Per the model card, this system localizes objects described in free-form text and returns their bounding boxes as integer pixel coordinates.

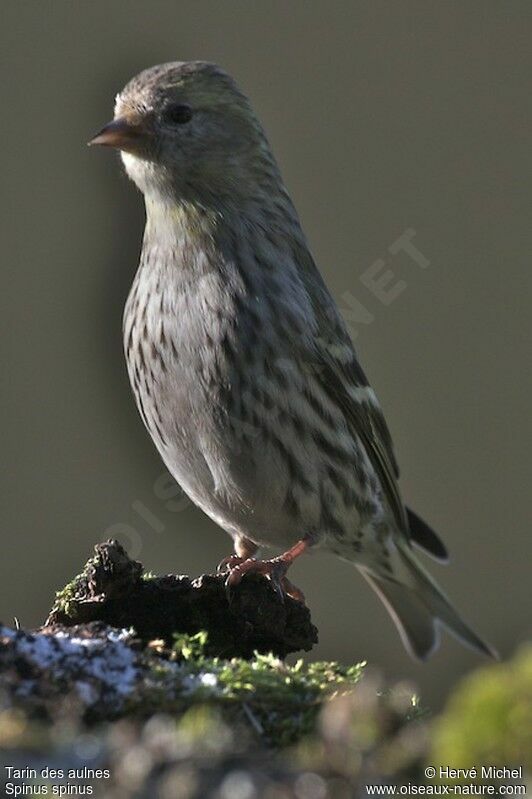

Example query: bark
[45,539,318,658]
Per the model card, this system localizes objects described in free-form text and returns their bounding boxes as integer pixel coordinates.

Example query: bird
[90,61,495,660]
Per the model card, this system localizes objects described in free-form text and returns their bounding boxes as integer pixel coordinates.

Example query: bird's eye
[163,103,193,125]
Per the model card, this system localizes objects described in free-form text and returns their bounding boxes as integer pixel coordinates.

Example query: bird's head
[90,61,280,207]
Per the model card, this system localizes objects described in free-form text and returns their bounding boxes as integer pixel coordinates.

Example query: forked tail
[359,540,497,660]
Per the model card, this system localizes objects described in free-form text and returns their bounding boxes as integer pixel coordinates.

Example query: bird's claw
[217,554,246,573]
[279,576,306,605]
[224,557,306,605]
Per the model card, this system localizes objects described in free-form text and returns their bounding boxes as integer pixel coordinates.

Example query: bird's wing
[296,248,408,537]
[311,336,408,536]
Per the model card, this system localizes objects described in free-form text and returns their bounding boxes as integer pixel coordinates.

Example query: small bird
[90,61,495,660]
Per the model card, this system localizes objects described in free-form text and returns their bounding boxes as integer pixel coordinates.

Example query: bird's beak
[88,117,150,152]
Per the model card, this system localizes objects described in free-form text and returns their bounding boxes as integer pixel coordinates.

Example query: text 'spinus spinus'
[90,61,495,660]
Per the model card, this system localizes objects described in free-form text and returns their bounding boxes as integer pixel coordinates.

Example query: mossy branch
[1,540,529,796]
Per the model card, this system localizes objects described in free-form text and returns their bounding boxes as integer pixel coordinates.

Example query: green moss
[50,566,92,621]
[432,644,532,777]
[141,632,366,745]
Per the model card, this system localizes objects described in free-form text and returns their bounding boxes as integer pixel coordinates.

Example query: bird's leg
[225,536,312,604]
[217,535,258,573]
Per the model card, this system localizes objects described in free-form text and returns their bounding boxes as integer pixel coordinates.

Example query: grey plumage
[92,61,495,660]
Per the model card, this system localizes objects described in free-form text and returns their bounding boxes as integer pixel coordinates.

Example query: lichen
[0,649,424,797]
[1,624,364,746]
[0,624,429,796]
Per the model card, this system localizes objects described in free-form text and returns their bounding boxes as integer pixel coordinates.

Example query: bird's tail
[359,540,497,660]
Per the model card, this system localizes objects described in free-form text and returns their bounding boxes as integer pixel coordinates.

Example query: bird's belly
[124,279,382,555]
[132,361,380,555]
[147,377,317,549]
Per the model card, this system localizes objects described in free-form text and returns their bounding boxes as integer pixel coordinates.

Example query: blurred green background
[1,1,530,710]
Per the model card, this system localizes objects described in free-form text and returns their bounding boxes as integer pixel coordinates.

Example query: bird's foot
[225,556,306,604]
[217,536,259,575]
[217,554,248,573]
[221,536,311,604]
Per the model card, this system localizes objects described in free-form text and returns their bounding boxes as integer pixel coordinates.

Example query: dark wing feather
[406,507,449,562]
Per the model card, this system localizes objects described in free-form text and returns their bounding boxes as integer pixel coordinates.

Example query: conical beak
[88,117,149,151]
